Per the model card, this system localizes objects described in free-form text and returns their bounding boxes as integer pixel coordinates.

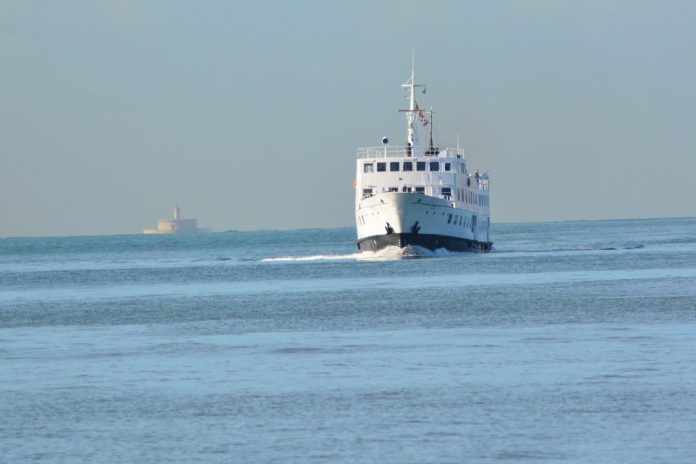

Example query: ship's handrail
[357,146,465,159]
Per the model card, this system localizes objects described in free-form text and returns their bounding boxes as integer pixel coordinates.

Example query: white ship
[355,63,492,252]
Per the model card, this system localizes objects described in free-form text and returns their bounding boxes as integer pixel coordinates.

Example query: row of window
[364,161,453,173]
[447,213,477,232]
[362,186,425,197]
[460,189,489,207]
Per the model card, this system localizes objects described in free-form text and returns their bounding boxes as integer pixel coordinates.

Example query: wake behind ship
[355,63,492,252]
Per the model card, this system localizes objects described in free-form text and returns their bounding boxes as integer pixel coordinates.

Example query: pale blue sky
[2,0,695,236]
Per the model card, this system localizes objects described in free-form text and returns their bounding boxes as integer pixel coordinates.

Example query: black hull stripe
[357,233,492,252]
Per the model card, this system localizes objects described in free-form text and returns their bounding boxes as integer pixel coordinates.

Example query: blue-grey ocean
[2,218,696,463]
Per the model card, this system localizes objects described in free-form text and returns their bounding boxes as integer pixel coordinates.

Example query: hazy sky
[2,0,695,237]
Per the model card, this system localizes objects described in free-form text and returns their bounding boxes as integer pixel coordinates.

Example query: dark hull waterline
[357,233,492,252]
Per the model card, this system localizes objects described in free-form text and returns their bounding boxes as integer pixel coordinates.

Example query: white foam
[260,245,472,263]
[261,246,412,263]
[401,245,462,257]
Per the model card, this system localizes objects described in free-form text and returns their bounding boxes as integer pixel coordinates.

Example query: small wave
[492,247,592,254]
[494,244,646,255]
[193,256,233,262]
[270,347,350,354]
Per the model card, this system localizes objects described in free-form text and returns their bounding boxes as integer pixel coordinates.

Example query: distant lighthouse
[143,205,209,234]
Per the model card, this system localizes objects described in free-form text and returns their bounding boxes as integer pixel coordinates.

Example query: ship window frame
[445,162,451,171]
[387,186,398,192]
[441,187,451,198]
[429,161,440,172]
[416,161,426,172]
[377,162,386,172]
[403,161,413,171]
[389,161,400,172]
[363,163,374,173]
[415,186,425,194]
[447,214,453,224]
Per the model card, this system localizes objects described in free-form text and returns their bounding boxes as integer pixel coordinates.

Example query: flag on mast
[415,101,429,126]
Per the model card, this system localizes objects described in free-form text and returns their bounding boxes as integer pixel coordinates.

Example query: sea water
[1,218,696,463]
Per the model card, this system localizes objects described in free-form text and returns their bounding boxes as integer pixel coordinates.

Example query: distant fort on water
[143,205,209,234]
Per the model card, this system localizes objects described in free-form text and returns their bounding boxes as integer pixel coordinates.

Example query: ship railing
[357,146,465,159]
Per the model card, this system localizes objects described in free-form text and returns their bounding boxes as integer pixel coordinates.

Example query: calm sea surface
[2,218,696,463]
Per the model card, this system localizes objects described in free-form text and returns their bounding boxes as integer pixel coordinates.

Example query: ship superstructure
[354,64,492,252]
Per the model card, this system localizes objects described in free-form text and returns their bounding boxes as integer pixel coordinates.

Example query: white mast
[401,51,425,157]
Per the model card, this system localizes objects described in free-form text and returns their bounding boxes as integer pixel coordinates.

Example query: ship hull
[355,192,492,253]
[357,232,492,252]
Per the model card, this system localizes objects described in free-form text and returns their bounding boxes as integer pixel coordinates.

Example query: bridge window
[445,162,451,171]
[403,161,413,171]
[388,187,398,192]
[416,162,426,171]
[429,162,439,171]
[441,187,451,198]
[415,186,425,194]
[390,162,400,172]
[363,163,374,173]
[377,162,386,172]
